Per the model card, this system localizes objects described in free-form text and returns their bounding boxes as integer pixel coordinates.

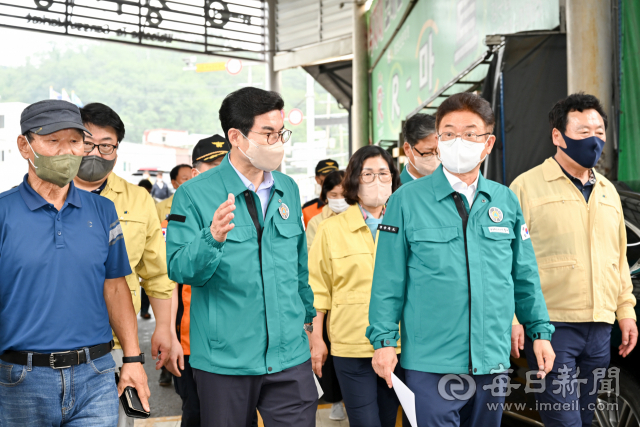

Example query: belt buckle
[49,351,72,369]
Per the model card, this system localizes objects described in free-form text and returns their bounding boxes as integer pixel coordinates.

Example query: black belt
[0,341,114,369]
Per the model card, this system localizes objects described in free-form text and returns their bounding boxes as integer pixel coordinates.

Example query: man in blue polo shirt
[0,100,150,427]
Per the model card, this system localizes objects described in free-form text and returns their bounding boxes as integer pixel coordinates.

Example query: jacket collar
[475,172,493,201]
[542,157,606,187]
[543,157,568,182]
[345,203,368,233]
[432,165,493,202]
[103,172,126,194]
[19,173,82,211]
[218,154,284,198]
[321,204,335,220]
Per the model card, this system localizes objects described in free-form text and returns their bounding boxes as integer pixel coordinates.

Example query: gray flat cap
[20,100,91,136]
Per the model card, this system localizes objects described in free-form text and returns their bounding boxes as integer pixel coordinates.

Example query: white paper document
[314,373,324,399]
[392,373,418,427]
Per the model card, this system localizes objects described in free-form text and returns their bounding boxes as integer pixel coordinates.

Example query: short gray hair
[402,113,436,147]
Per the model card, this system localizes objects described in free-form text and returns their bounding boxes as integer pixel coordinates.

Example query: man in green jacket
[166,87,318,427]
[367,93,555,427]
[400,113,439,184]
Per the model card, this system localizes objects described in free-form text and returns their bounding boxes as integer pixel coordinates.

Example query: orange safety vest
[163,218,191,355]
[302,201,323,227]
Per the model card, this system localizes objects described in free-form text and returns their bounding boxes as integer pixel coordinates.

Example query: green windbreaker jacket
[167,155,316,376]
[367,165,554,375]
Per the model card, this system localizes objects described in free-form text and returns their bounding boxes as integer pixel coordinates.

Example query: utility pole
[265,0,280,93]
[306,74,317,177]
[565,0,614,177]
[351,0,369,152]
[306,74,316,146]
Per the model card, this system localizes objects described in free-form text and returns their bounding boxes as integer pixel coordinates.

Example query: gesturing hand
[210,194,236,242]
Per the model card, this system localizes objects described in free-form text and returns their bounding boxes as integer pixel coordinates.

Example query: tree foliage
[0,39,318,143]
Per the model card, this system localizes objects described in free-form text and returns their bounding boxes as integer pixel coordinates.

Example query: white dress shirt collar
[442,167,479,207]
[406,166,418,180]
[229,157,274,218]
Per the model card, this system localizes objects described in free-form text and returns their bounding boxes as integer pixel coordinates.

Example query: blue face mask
[560,133,605,168]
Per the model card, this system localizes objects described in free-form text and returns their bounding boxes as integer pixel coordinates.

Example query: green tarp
[618,0,640,190]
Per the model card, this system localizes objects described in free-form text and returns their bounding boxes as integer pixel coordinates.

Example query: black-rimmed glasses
[437,131,491,142]
[249,129,292,145]
[84,142,118,155]
[412,146,437,158]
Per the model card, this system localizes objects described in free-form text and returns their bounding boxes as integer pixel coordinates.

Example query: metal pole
[499,73,507,185]
[566,0,614,177]
[265,0,280,93]
[306,74,316,145]
[351,0,369,152]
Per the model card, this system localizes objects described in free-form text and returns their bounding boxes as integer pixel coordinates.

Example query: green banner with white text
[368,0,560,144]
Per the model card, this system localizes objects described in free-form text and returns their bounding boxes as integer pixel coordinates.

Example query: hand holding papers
[392,373,418,427]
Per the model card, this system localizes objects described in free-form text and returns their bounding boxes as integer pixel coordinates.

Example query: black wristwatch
[122,353,145,364]
[303,323,313,333]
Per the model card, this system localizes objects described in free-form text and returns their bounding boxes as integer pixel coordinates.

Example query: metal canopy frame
[303,59,352,110]
[0,0,269,61]
[406,41,505,119]
[317,62,352,106]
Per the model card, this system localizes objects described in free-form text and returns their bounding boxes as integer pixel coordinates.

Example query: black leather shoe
[159,367,172,386]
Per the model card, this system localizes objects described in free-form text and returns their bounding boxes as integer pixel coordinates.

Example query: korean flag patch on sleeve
[521,224,530,241]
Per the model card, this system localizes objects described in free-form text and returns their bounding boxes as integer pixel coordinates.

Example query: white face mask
[358,179,392,208]
[314,183,322,196]
[438,137,487,174]
[327,198,349,213]
[407,149,441,177]
[238,132,285,172]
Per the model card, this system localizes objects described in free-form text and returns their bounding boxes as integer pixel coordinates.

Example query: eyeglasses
[84,142,118,155]
[249,129,292,145]
[360,171,392,183]
[437,131,491,142]
[412,146,437,158]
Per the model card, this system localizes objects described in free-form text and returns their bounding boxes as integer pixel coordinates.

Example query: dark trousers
[140,288,150,315]
[318,316,342,403]
[193,359,317,427]
[524,321,612,427]
[333,356,403,427]
[405,370,505,427]
[173,355,201,427]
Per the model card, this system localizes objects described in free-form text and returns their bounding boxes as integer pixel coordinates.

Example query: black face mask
[560,133,605,169]
[77,155,116,182]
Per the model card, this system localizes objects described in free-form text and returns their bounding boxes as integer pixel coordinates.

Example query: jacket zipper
[244,191,263,270]
[243,191,270,360]
[452,192,473,375]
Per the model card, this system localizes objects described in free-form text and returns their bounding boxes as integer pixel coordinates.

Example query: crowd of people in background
[0,86,637,427]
